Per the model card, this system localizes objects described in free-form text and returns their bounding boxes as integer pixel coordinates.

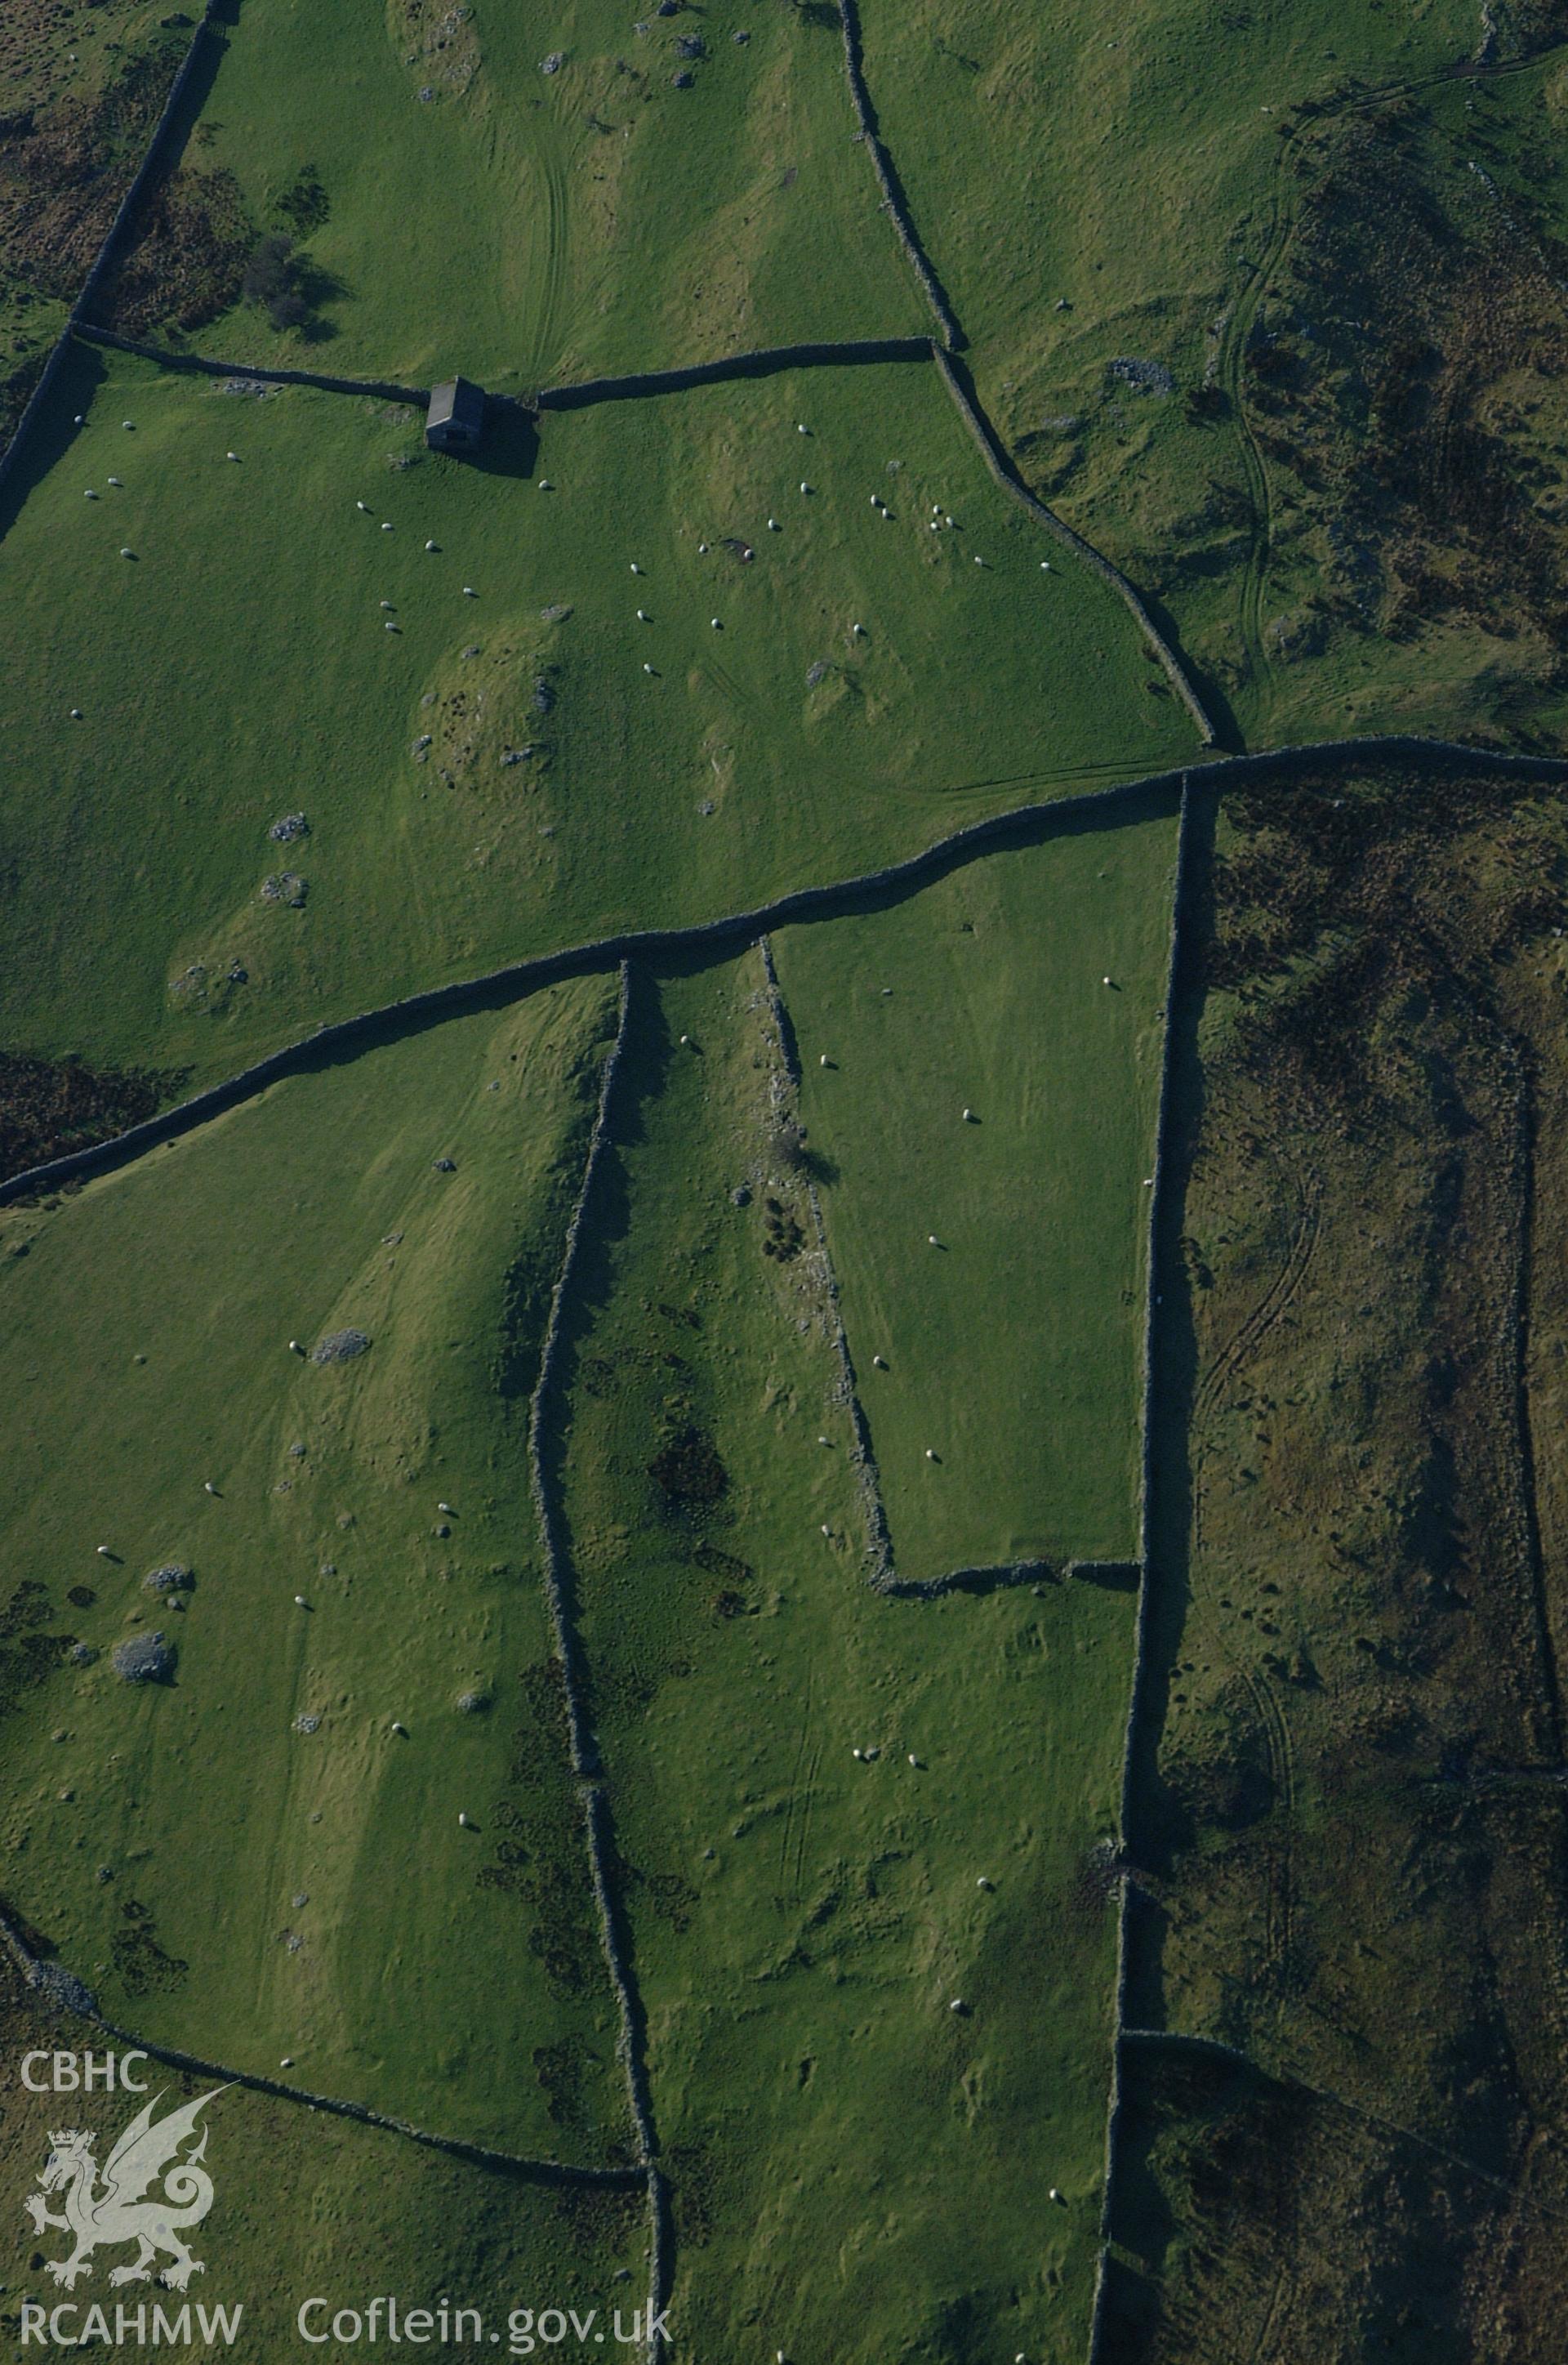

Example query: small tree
[241,232,293,307]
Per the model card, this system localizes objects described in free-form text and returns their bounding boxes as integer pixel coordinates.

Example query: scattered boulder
[540,51,564,73]
[268,812,310,844]
[293,1712,321,1735]
[457,1689,491,1715]
[672,68,693,86]
[72,1644,99,1667]
[261,872,307,907]
[675,32,705,56]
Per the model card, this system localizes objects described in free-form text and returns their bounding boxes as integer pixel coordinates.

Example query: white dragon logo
[24,2087,224,2291]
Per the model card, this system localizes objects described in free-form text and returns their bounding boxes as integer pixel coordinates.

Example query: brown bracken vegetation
[0,1048,186,1183]
[1106,762,1568,2361]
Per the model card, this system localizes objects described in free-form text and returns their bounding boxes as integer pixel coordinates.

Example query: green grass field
[158,0,911,388]
[0,344,1191,1095]
[0,974,634,2158]
[548,874,1158,2356]
[777,808,1177,1575]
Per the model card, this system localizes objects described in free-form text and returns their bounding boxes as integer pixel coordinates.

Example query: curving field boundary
[0,1899,641,2189]
[519,962,666,2354]
[933,349,1218,747]
[835,0,964,350]
[71,321,432,408]
[535,337,935,409]
[0,4,225,501]
[5,739,1566,1212]
[758,935,1066,1600]
[1086,771,1199,2360]
[526,963,634,1782]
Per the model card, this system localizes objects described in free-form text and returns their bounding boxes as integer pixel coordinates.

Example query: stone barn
[425,377,485,453]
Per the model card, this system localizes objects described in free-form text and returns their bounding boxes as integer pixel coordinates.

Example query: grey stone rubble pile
[261,872,308,906]
[1107,357,1174,396]
[268,812,310,844]
[112,1632,176,1684]
[142,1563,194,1595]
[312,1328,371,1365]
